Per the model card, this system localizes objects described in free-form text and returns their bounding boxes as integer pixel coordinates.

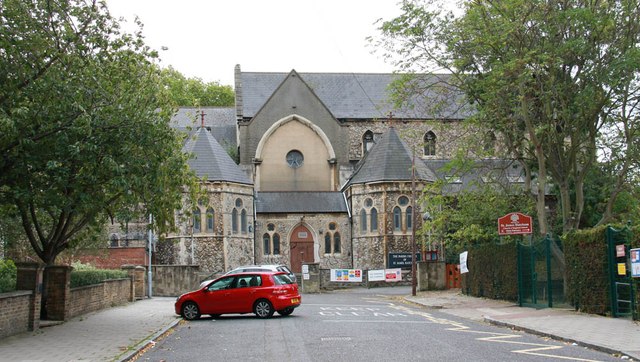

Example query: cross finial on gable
[200,110,206,128]
[387,111,395,128]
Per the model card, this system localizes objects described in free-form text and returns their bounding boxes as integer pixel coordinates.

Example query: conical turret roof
[345,127,436,187]
[183,127,252,185]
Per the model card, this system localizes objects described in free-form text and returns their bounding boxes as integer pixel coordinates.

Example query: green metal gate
[517,235,566,308]
[606,226,636,318]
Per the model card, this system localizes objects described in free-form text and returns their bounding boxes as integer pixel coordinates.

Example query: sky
[105,0,404,87]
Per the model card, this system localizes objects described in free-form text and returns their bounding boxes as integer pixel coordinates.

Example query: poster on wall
[631,248,640,278]
[330,269,363,282]
[368,269,402,282]
[460,251,469,274]
[384,268,402,282]
[368,269,385,282]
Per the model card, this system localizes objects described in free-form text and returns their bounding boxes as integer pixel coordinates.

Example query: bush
[70,263,128,288]
[0,259,17,293]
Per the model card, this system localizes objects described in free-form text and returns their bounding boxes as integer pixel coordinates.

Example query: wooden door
[290,225,314,273]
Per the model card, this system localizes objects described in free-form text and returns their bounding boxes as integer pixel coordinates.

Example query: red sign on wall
[498,212,533,235]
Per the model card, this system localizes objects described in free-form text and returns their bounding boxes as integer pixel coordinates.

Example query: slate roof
[345,127,438,187]
[182,127,252,185]
[237,71,473,120]
[171,107,237,149]
[423,158,552,195]
[255,192,348,214]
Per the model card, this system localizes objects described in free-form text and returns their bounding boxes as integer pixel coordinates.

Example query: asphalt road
[138,287,621,362]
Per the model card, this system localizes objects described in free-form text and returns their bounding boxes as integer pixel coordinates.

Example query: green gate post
[606,225,635,318]
[517,240,523,307]
[530,236,537,305]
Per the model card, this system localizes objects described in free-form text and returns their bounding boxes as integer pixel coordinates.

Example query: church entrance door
[290,224,314,273]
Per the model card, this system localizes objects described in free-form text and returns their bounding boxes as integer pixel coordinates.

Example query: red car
[175,271,301,320]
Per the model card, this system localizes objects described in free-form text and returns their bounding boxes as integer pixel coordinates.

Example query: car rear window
[272,274,295,285]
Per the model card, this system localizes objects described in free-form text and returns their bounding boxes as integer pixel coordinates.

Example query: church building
[153,65,519,275]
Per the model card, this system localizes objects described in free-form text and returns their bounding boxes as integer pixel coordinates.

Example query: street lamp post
[411,148,417,296]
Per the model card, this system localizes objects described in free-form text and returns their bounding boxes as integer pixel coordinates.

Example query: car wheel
[181,301,201,320]
[277,307,294,316]
[253,299,275,318]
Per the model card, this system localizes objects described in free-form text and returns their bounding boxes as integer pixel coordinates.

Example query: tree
[160,66,235,107]
[0,0,199,265]
[374,0,640,235]
[420,160,536,261]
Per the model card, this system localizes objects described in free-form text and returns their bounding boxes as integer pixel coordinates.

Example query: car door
[225,274,259,313]
[201,275,236,314]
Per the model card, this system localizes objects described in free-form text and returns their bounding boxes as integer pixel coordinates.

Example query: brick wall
[68,279,131,319]
[77,247,147,269]
[1,264,141,339]
[0,291,32,339]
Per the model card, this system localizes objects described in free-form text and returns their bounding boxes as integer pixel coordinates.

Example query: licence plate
[291,298,300,304]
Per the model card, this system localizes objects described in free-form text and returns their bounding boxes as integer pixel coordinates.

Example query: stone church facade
[153,66,520,276]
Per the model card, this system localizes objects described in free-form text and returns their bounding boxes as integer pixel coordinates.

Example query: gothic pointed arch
[254,114,336,160]
[424,131,437,156]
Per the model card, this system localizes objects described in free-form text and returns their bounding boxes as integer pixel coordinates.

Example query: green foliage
[0,0,200,265]
[160,66,234,107]
[421,178,535,261]
[70,263,128,288]
[460,242,518,301]
[577,166,640,228]
[0,259,17,293]
[375,0,640,234]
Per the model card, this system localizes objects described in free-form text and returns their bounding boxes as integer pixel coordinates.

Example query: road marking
[321,337,352,341]
[389,303,604,362]
[322,320,432,324]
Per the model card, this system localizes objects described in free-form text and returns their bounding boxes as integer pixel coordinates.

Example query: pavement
[0,289,637,361]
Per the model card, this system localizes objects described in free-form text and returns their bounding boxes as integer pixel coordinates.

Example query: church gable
[239,70,348,167]
[251,70,339,128]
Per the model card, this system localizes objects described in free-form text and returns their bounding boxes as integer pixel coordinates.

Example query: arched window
[483,131,496,154]
[241,209,247,233]
[206,207,214,232]
[263,233,271,255]
[232,209,238,233]
[424,131,436,156]
[193,208,201,233]
[406,206,413,230]
[370,207,378,232]
[360,209,367,232]
[333,232,341,253]
[273,233,280,254]
[393,207,402,231]
[110,234,119,248]
[325,232,331,254]
[363,130,374,155]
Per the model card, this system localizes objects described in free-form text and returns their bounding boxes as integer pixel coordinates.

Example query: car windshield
[272,274,295,285]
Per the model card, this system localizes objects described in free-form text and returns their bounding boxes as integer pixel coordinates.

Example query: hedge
[70,268,129,288]
[461,242,518,302]
[0,259,17,293]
